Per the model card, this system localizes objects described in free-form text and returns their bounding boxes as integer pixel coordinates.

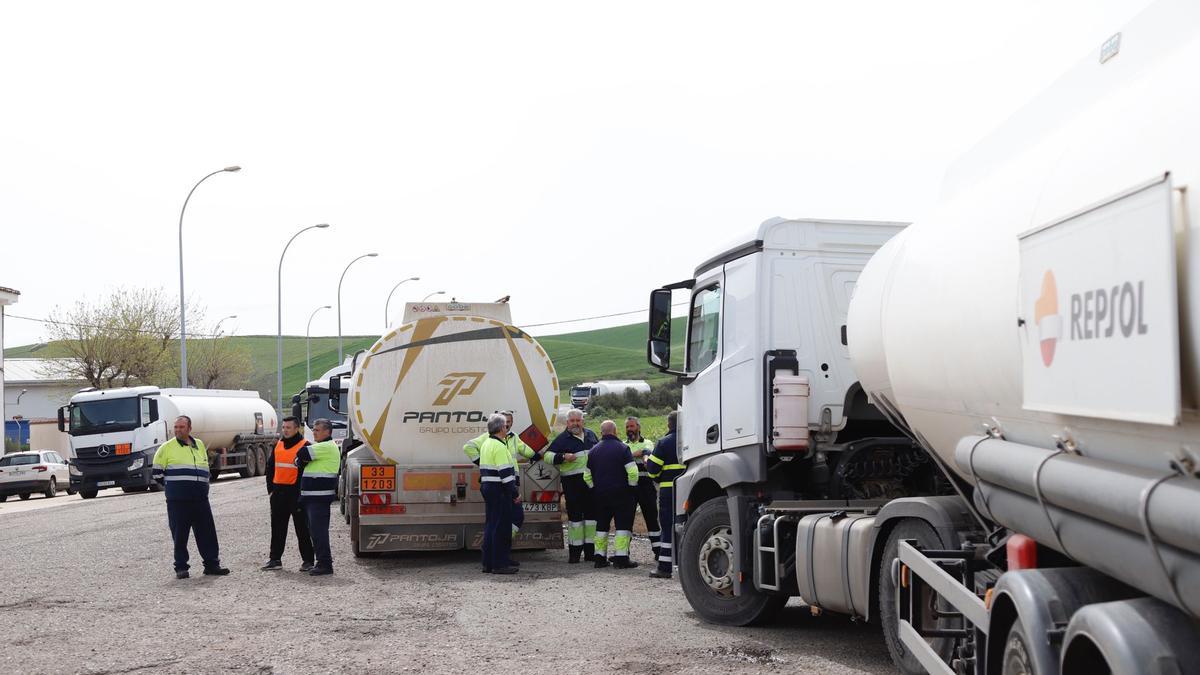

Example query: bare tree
[185,329,253,389]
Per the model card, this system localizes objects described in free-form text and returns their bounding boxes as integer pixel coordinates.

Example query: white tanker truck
[331,300,564,556]
[647,2,1200,673]
[59,387,278,498]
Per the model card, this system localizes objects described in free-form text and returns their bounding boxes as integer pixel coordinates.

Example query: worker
[261,416,315,572]
[463,410,535,566]
[543,408,599,563]
[151,415,229,579]
[625,416,661,564]
[478,413,519,574]
[646,410,684,579]
[586,420,639,569]
[295,418,341,576]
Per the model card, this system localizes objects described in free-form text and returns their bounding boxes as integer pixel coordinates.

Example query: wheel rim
[697,524,735,596]
[48,478,56,495]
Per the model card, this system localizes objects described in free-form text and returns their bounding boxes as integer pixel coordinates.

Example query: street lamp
[422,291,446,302]
[337,253,379,362]
[277,224,330,414]
[213,314,238,337]
[178,165,241,388]
[384,277,420,329]
[306,305,331,384]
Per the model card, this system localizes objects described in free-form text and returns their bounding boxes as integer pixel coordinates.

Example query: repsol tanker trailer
[331,300,564,556]
[646,3,1200,673]
[58,386,278,498]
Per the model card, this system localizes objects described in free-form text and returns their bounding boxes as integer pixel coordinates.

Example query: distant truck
[58,386,278,498]
[291,360,351,443]
[333,300,564,556]
[569,379,650,409]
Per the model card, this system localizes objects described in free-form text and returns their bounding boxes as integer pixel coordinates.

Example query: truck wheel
[351,508,367,558]
[45,478,58,498]
[19,493,32,500]
[121,486,144,494]
[1002,618,1035,675]
[148,481,163,493]
[678,498,787,626]
[80,489,98,499]
[238,446,255,478]
[0,495,7,502]
[877,518,956,675]
[257,444,269,476]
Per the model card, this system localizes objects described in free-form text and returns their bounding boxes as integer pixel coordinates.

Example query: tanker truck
[58,386,279,498]
[329,300,564,556]
[646,3,1200,673]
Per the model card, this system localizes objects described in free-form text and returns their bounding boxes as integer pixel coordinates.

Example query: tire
[351,507,367,558]
[238,445,255,478]
[148,481,163,493]
[122,486,144,494]
[19,493,32,501]
[256,444,268,477]
[80,489,98,499]
[677,498,787,626]
[877,518,957,675]
[45,478,58,498]
[67,488,77,496]
[0,494,7,502]
[1002,618,1034,675]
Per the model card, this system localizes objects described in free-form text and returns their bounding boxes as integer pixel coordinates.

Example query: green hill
[5,317,687,405]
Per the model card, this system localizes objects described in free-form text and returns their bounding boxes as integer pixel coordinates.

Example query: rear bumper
[355,504,564,552]
[0,479,48,495]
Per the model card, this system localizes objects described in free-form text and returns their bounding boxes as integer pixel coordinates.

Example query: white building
[5,358,84,454]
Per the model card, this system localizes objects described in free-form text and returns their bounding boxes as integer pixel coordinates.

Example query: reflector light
[1007,534,1038,571]
[361,493,391,506]
[360,504,405,515]
[33,465,48,472]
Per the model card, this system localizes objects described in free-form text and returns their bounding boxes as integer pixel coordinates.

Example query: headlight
[69,464,82,476]
[128,457,145,471]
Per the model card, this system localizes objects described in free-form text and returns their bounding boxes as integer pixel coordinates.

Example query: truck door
[681,268,724,462]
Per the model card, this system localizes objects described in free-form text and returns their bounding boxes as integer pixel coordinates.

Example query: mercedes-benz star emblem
[97,444,111,457]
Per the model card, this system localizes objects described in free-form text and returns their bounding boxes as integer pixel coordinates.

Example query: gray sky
[0,0,1154,347]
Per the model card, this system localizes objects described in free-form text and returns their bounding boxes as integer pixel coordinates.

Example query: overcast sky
[0,0,1154,347]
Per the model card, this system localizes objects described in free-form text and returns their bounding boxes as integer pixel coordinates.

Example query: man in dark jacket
[544,409,599,563]
[261,416,314,571]
[586,420,639,569]
[647,411,683,579]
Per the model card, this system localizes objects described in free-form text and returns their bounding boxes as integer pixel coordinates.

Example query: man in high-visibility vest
[152,415,229,579]
[647,411,684,579]
[587,420,640,569]
[478,413,519,574]
[544,408,599,563]
[624,416,661,564]
[295,418,342,576]
[261,416,314,572]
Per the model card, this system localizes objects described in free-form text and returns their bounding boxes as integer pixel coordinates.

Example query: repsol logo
[403,411,488,423]
[1069,281,1148,340]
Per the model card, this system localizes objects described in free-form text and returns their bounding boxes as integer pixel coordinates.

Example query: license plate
[523,503,559,512]
[97,481,115,487]
[361,465,395,492]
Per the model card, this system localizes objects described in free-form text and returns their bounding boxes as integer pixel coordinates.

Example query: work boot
[582,543,595,561]
[308,566,333,576]
[260,559,282,571]
[649,568,672,579]
[299,561,314,572]
[175,570,189,580]
[612,558,639,570]
[203,566,230,576]
[491,566,518,575]
[567,545,582,564]
[593,556,610,569]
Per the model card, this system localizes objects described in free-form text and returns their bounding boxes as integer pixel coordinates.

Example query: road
[0,478,895,674]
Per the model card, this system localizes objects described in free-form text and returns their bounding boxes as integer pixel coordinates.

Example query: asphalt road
[0,477,896,674]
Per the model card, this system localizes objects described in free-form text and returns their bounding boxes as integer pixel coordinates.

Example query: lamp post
[178,165,241,388]
[422,291,446,302]
[384,277,420,329]
[306,305,331,384]
[213,314,238,337]
[277,224,330,414]
[337,253,379,362]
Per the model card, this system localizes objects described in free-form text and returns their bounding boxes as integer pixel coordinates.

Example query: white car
[0,450,73,501]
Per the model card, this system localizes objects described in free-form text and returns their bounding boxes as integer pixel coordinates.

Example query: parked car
[0,450,73,501]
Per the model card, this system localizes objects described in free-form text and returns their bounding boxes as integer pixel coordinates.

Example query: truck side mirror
[328,375,343,412]
[290,394,303,420]
[57,406,67,433]
[647,289,673,371]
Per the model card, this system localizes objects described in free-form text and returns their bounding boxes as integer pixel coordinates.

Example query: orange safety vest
[272,438,306,485]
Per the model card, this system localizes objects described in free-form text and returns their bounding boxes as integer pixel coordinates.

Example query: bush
[587,382,680,420]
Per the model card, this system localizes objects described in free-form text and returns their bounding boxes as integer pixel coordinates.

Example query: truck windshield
[69,398,140,436]
[306,391,347,428]
[570,387,590,398]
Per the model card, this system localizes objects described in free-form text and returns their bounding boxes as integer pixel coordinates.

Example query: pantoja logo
[1035,270,1060,367]
[433,372,486,406]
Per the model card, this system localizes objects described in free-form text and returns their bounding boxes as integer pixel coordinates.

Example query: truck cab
[58,386,166,498]
[291,361,351,444]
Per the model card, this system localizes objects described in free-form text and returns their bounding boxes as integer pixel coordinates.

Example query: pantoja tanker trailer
[647,2,1200,673]
[60,387,278,498]
[336,301,565,556]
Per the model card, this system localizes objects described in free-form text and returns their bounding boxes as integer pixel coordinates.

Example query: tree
[185,332,252,389]
[46,288,202,389]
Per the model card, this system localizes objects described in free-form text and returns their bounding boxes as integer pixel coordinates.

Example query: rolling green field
[5,317,687,403]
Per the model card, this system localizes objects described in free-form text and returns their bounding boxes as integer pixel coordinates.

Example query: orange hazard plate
[403,472,452,492]
[361,465,396,492]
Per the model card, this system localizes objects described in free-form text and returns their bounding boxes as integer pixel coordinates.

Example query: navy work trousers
[166,498,220,572]
[657,485,674,573]
[481,483,513,572]
[303,501,333,569]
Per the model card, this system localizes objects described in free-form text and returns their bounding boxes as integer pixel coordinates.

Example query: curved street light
[338,253,379,362]
[213,314,238,337]
[421,291,446,302]
[384,277,420,329]
[178,165,240,387]
[277,224,331,414]
[306,305,331,384]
